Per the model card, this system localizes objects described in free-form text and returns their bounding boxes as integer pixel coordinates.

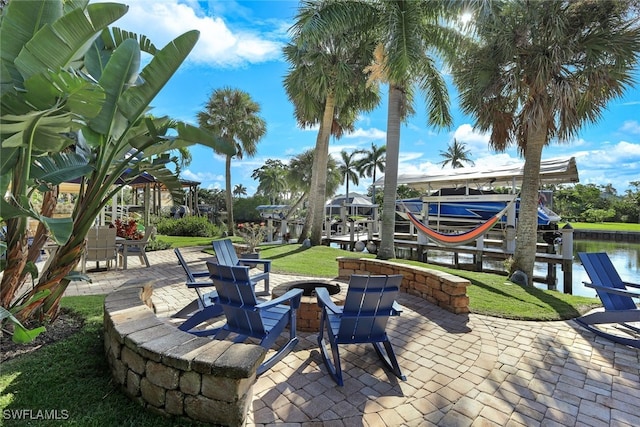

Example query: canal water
[419,240,640,298]
[566,240,639,298]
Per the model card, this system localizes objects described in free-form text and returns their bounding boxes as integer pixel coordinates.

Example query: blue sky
[108,0,640,195]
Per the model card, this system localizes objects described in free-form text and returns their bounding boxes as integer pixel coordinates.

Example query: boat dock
[322,225,576,293]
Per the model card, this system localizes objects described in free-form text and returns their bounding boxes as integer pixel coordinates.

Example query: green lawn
[563,222,640,232]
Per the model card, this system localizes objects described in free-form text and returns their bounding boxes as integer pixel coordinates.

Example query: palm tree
[302,1,462,258]
[197,88,266,236]
[171,147,193,176]
[439,139,475,169]
[252,159,289,205]
[452,0,640,284]
[233,184,247,199]
[287,149,342,230]
[284,0,380,246]
[356,143,386,203]
[338,150,364,214]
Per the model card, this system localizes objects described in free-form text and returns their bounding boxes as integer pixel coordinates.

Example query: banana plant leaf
[85,27,158,83]
[24,69,105,117]
[0,0,64,92]
[175,122,236,156]
[0,198,73,244]
[1,110,75,153]
[89,38,141,137]
[13,3,128,83]
[30,152,94,191]
[0,306,46,344]
[119,30,200,122]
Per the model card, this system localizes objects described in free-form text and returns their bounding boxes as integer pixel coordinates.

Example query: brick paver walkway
[64,247,640,426]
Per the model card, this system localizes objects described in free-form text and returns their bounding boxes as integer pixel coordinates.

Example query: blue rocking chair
[577,252,640,348]
[174,248,222,335]
[209,263,303,376]
[317,274,406,386]
[212,238,271,296]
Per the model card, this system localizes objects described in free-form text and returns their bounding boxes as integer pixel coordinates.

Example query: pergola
[59,173,201,226]
[129,176,201,223]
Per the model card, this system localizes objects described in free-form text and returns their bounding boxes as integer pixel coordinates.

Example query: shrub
[145,237,172,252]
[236,222,267,253]
[113,218,143,240]
[155,216,219,237]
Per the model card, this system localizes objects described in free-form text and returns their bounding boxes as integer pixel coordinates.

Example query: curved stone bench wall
[103,283,266,426]
[337,257,470,314]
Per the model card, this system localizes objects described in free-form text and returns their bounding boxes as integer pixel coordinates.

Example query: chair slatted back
[86,226,116,262]
[175,248,197,282]
[212,239,240,266]
[207,262,266,336]
[337,275,402,343]
[130,226,156,252]
[578,252,637,311]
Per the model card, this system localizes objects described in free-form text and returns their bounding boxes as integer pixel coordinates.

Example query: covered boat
[397,188,560,228]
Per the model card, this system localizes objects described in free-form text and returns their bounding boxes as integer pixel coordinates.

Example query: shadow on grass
[264,245,311,260]
[468,276,597,320]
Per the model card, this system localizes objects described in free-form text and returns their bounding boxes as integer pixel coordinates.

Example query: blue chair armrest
[623,281,640,290]
[583,281,640,298]
[256,288,303,310]
[186,281,214,289]
[191,271,210,279]
[316,287,342,314]
[238,258,271,272]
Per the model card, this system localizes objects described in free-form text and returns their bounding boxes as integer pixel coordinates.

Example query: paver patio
[64,246,640,426]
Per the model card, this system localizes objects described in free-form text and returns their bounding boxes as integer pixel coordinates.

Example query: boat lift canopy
[373,157,579,192]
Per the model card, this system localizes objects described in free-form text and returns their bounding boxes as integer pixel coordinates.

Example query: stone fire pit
[271,279,346,332]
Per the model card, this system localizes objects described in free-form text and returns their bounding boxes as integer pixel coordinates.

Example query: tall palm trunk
[309,91,336,246]
[512,127,547,285]
[377,85,403,259]
[225,154,234,236]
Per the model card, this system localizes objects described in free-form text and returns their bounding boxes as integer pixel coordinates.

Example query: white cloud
[452,124,490,150]
[620,120,640,134]
[181,169,224,183]
[573,140,640,191]
[344,127,387,140]
[106,1,285,67]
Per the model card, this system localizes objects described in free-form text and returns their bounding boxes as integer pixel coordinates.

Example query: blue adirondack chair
[317,274,406,386]
[174,248,222,334]
[208,263,303,375]
[212,238,271,296]
[577,252,640,348]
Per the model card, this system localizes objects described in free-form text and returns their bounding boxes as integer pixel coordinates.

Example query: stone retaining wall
[337,257,470,314]
[103,283,266,426]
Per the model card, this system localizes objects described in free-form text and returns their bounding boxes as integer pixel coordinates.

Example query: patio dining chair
[316,274,406,386]
[82,226,117,273]
[117,226,155,269]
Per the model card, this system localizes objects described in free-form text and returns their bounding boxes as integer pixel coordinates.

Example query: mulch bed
[0,308,85,363]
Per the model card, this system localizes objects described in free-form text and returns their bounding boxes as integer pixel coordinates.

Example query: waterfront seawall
[573,229,640,242]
